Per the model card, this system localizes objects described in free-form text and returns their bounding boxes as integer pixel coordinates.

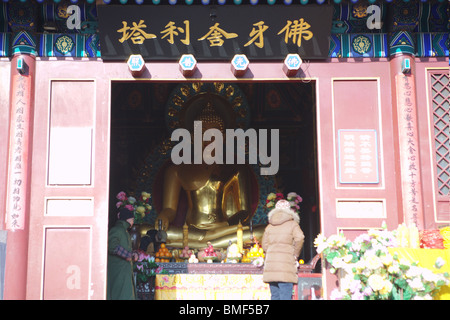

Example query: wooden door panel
[28,61,109,300]
[43,228,91,300]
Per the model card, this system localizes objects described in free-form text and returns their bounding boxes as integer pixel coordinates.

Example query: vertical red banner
[396,74,424,229]
[5,66,32,230]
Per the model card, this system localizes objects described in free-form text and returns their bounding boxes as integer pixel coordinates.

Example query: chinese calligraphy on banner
[338,129,379,184]
[5,73,31,230]
[395,74,424,229]
[97,5,332,61]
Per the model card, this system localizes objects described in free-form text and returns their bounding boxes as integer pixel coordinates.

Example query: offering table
[149,254,321,300]
[154,263,269,300]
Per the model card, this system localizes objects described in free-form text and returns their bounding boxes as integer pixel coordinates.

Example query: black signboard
[97,5,333,61]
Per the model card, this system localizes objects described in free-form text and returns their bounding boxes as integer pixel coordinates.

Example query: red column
[3,54,36,300]
[390,54,425,230]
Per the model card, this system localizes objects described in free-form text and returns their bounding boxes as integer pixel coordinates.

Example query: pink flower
[116,201,123,208]
[125,204,134,211]
[138,252,147,262]
[116,191,127,201]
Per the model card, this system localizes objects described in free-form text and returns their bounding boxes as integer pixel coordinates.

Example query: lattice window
[431,73,450,196]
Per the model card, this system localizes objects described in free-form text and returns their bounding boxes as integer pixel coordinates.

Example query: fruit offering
[202,241,218,263]
[241,251,251,263]
[179,246,193,259]
[226,243,242,263]
[243,243,264,262]
[204,241,217,258]
[155,243,172,262]
[188,254,199,263]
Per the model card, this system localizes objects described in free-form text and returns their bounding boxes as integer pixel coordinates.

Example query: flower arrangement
[116,191,152,224]
[314,226,450,300]
[266,192,302,215]
[133,250,167,285]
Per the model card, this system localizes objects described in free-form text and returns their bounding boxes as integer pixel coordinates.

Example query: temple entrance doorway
[108,80,320,265]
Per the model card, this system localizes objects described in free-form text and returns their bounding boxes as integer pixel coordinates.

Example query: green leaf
[403,287,414,300]
[399,264,409,271]
[326,251,339,263]
[392,287,402,300]
[437,280,445,287]
[394,277,407,289]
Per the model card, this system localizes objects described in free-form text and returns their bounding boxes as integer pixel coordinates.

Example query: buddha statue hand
[155,208,175,231]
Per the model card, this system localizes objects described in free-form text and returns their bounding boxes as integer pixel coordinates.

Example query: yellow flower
[136,206,146,214]
[380,280,393,295]
[141,191,151,200]
[267,193,276,200]
[380,253,393,266]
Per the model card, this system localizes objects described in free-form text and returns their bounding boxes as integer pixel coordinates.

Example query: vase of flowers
[133,251,167,300]
[116,191,152,250]
[116,190,152,225]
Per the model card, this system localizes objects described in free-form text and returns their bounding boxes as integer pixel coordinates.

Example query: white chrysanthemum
[408,277,424,291]
[406,266,422,279]
[388,263,400,274]
[364,254,383,270]
[380,253,393,266]
[368,274,385,291]
[421,268,438,283]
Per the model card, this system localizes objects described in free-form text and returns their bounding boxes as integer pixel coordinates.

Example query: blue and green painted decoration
[0,1,448,59]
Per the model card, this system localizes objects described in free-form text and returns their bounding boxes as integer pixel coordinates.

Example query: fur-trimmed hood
[267,207,300,225]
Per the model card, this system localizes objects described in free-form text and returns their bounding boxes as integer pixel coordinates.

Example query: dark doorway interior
[109,81,319,264]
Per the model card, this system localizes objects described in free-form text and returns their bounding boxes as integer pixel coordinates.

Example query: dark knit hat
[118,207,134,221]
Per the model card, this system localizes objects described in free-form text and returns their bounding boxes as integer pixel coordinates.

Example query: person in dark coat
[107,207,137,300]
[262,199,305,300]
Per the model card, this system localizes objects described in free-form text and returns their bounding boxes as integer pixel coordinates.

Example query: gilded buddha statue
[153,92,265,249]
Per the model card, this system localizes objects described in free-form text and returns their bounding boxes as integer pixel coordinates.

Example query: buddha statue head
[182,92,235,135]
[193,101,225,134]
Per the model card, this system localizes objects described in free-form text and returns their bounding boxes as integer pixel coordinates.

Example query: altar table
[388,248,450,300]
[155,274,271,300]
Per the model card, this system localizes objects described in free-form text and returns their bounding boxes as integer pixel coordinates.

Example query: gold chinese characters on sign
[117,19,314,49]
